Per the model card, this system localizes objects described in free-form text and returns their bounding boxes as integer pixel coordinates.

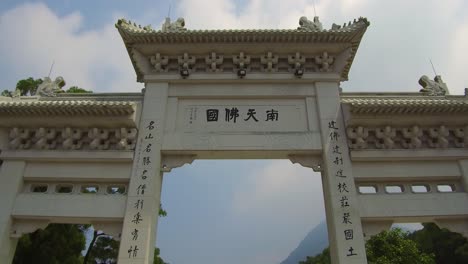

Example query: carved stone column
[0,161,25,263]
[315,82,367,264]
[117,83,168,264]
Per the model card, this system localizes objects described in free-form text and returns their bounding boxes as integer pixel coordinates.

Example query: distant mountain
[280,221,328,264]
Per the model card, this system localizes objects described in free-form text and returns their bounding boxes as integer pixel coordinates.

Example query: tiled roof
[342,95,468,114]
[0,100,135,116]
[115,17,370,44]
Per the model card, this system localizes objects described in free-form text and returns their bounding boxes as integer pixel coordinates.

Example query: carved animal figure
[298,16,323,31]
[161,17,186,32]
[419,75,449,96]
[36,76,65,97]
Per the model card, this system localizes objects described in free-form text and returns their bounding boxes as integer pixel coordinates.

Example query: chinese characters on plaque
[328,120,359,258]
[206,108,279,123]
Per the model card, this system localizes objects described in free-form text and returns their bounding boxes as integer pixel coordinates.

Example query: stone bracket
[288,154,322,172]
[161,154,197,172]
[92,222,123,241]
[10,219,50,238]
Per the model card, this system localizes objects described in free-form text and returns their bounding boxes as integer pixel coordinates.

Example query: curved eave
[0,100,136,116]
[342,97,468,115]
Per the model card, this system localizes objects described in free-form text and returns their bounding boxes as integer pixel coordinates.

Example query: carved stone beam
[288,155,323,172]
[161,154,197,173]
[11,219,50,238]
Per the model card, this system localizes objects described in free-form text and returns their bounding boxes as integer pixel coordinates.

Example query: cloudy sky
[1,0,467,263]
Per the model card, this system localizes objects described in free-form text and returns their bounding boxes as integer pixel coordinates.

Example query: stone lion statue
[36,76,65,97]
[298,16,323,31]
[161,17,187,32]
[418,75,449,96]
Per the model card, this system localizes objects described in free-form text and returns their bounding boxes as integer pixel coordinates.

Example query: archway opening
[157,159,327,264]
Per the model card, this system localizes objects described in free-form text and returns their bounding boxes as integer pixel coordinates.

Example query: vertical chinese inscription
[119,118,161,263]
[323,116,366,262]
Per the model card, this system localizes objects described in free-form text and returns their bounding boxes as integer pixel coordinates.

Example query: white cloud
[231,160,325,262]
[177,0,468,94]
[0,3,138,92]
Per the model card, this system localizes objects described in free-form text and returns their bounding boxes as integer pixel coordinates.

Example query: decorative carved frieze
[147,51,339,76]
[347,125,468,150]
[8,127,137,151]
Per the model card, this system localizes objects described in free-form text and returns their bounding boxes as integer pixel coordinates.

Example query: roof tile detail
[0,100,135,116]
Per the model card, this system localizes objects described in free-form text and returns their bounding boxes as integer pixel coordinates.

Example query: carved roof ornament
[161,17,187,32]
[36,76,65,97]
[419,75,449,96]
[297,16,323,31]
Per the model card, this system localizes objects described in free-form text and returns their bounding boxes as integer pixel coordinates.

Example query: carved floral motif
[8,127,137,151]
[260,52,279,72]
[347,125,468,150]
[288,52,306,71]
[315,52,334,72]
[178,53,196,72]
[232,52,251,70]
[150,53,169,72]
[205,52,223,72]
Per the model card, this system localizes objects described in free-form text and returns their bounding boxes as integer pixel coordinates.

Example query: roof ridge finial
[161,17,187,32]
[297,16,323,31]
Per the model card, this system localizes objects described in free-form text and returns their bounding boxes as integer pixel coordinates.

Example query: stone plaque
[176,99,308,132]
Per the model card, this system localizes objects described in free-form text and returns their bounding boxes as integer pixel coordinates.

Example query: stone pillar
[458,160,468,192]
[117,83,168,264]
[315,82,367,264]
[0,161,25,263]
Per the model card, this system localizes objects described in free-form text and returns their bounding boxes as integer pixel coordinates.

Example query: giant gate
[1,16,467,264]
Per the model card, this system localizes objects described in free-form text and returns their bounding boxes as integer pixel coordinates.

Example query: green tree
[86,234,119,264]
[13,224,87,264]
[299,228,435,264]
[1,89,12,97]
[409,223,468,264]
[1,77,93,97]
[15,77,43,96]
[66,86,92,93]
[299,247,330,264]
[153,247,167,264]
[366,228,435,264]
[84,205,168,264]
